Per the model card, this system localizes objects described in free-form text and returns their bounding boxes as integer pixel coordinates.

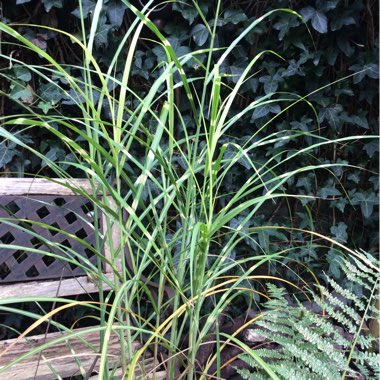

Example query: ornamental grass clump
[0,1,377,379]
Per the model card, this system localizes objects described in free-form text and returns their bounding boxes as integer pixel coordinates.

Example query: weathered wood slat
[0,326,139,380]
[0,273,115,299]
[0,178,107,196]
[102,196,123,274]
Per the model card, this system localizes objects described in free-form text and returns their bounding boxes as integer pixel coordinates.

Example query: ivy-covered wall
[1,0,378,279]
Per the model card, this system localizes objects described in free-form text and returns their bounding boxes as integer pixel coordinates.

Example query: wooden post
[102,195,123,274]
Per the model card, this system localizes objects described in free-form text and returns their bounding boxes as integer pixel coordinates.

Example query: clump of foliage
[1,0,378,273]
[237,250,380,380]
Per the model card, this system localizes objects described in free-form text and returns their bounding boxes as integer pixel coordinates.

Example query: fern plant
[237,250,380,380]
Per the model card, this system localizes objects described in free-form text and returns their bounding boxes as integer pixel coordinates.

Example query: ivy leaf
[16,0,32,3]
[334,88,354,97]
[60,153,76,170]
[191,24,209,46]
[172,2,209,25]
[327,250,342,279]
[152,45,166,63]
[350,63,379,84]
[365,63,379,79]
[317,0,339,12]
[94,14,113,48]
[340,111,369,129]
[29,33,48,51]
[251,104,281,120]
[264,80,278,94]
[273,17,292,41]
[223,9,247,24]
[173,3,198,25]
[38,101,53,114]
[134,50,143,69]
[325,48,339,66]
[257,226,287,253]
[300,6,328,34]
[330,222,348,243]
[42,0,63,12]
[225,145,252,170]
[318,104,343,130]
[0,144,15,168]
[349,64,367,83]
[106,0,127,27]
[350,114,369,129]
[363,141,379,158]
[282,60,304,77]
[259,75,279,94]
[347,173,360,184]
[62,82,100,105]
[333,198,348,213]
[291,39,306,51]
[153,37,190,67]
[319,186,341,199]
[311,11,328,33]
[290,117,312,131]
[337,36,354,57]
[330,15,355,31]
[168,37,191,58]
[351,191,378,219]
[246,77,259,93]
[71,0,95,18]
[41,146,66,168]
[299,6,316,22]
[230,58,248,83]
[13,65,31,82]
[10,83,35,104]
[369,176,379,191]
[39,82,64,103]
[153,38,191,64]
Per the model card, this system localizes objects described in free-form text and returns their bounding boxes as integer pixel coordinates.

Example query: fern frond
[325,276,366,311]
[274,364,319,380]
[294,324,346,367]
[297,307,351,347]
[236,250,380,380]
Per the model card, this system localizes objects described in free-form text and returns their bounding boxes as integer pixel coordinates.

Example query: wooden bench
[0,178,118,297]
[0,178,137,379]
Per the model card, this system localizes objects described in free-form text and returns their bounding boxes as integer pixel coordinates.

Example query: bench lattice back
[0,194,101,283]
[0,178,118,299]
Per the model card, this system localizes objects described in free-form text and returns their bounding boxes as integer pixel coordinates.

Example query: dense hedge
[1,0,378,280]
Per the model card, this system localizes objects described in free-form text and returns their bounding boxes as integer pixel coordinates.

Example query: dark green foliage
[0,0,378,281]
[237,251,380,379]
